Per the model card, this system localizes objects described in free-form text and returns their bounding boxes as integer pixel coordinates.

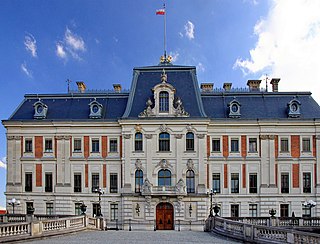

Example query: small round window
[92,104,99,113]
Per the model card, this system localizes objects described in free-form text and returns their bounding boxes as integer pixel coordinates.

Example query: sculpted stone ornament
[187,159,194,170]
[135,159,142,170]
[186,124,194,132]
[174,98,189,117]
[135,124,142,132]
[175,179,186,194]
[174,134,183,139]
[144,134,153,139]
[196,134,205,139]
[142,178,152,194]
[158,159,172,169]
[139,98,155,117]
[123,134,131,139]
[7,136,21,140]
[159,124,167,133]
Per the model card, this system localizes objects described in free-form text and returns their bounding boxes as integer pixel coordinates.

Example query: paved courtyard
[23,230,241,244]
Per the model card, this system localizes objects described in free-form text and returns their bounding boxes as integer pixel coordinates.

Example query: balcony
[141,179,187,196]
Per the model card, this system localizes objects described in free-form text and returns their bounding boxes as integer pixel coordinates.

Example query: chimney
[247,80,261,91]
[270,78,280,92]
[113,84,122,93]
[76,81,86,93]
[223,83,232,91]
[200,83,214,92]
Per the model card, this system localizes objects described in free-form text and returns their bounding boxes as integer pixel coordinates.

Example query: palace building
[3,56,320,230]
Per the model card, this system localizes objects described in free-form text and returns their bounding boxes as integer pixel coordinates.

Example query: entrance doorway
[156,202,174,230]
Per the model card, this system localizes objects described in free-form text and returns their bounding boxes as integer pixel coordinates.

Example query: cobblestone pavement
[23,230,241,244]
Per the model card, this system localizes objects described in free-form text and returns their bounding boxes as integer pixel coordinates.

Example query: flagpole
[164,2,167,59]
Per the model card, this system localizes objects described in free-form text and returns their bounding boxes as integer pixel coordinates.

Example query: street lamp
[303,200,316,217]
[93,188,104,217]
[135,203,140,216]
[8,198,20,214]
[208,189,217,217]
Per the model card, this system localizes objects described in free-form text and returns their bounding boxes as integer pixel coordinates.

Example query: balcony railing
[141,184,187,196]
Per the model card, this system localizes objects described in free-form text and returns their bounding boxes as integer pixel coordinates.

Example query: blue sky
[1,0,320,208]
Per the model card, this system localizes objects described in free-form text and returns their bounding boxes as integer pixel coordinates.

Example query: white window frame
[109,138,118,153]
[43,137,54,157]
[247,137,259,157]
[229,136,241,157]
[279,136,291,157]
[24,137,34,156]
[90,137,101,157]
[301,136,312,157]
[211,136,222,157]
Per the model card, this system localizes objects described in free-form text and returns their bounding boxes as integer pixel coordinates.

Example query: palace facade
[3,57,320,229]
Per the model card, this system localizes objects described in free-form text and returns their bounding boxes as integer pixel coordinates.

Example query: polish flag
[156,9,165,15]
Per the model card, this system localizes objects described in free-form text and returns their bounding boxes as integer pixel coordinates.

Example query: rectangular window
[231,139,239,152]
[45,173,53,192]
[74,173,82,193]
[110,173,118,193]
[91,139,99,153]
[249,204,258,217]
[212,173,221,193]
[231,173,239,193]
[25,173,32,192]
[249,174,257,193]
[110,203,118,221]
[75,203,82,215]
[26,202,33,214]
[25,139,33,153]
[302,138,311,152]
[280,138,289,152]
[74,139,82,152]
[231,204,239,217]
[212,139,221,152]
[110,139,118,153]
[46,202,54,215]
[44,138,53,152]
[281,173,289,193]
[280,204,289,217]
[302,204,311,217]
[92,173,99,192]
[303,172,311,193]
[248,138,257,152]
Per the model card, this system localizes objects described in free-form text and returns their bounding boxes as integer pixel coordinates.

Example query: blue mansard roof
[5,64,320,122]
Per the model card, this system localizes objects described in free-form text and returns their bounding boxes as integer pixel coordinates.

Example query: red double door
[156,203,174,230]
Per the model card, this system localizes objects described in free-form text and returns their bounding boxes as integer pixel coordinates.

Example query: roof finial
[161,69,167,83]
[265,74,268,92]
[66,79,72,93]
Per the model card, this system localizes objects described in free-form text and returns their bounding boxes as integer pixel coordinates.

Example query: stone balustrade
[205,216,320,243]
[0,215,100,243]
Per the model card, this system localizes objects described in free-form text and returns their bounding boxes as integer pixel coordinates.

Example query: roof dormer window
[89,99,103,119]
[159,91,169,112]
[228,98,241,118]
[288,98,301,118]
[33,99,48,119]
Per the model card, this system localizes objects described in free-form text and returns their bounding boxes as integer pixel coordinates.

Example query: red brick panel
[291,135,300,158]
[84,136,89,159]
[85,164,88,187]
[313,135,316,157]
[242,164,246,188]
[292,164,300,188]
[241,135,247,158]
[102,136,108,158]
[120,136,123,158]
[36,164,42,187]
[207,135,210,157]
[103,164,107,188]
[223,135,229,158]
[224,164,228,188]
[35,136,43,158]
[275,164,278,187]
[274,135,278,158]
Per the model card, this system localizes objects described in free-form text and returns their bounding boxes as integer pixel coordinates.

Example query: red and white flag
[156,9,165,15]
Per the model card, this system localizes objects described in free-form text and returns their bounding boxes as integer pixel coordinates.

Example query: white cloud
[0,157,6,170]
[56,43,67,59]
[234,0,320,103]
[197,62,205,72]
[21,62,32,78]
[243,0,259,5]
[56,27,86,61]
[169,51,179,62]
[24,33,37,57]
[184,21,195,40]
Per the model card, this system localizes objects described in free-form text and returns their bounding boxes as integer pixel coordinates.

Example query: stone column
[7,136,22,187]
[145,134,153,182]
[197,134,206,193]
[55,136,71,191]
[268,135,276,187]
[175,134,183,182]
[316,136,320,192]
[260,135,269,189]
[122,134,132,193]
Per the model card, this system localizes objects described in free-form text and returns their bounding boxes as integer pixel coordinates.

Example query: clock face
[291,103,298,112]
[92,105,99,113]
[37,105,43,114]
[231,104,238,113]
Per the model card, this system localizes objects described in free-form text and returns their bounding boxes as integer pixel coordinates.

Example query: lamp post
[135,203,140,216]
[8,198,20,214]
[208,189,216,217]
[303,200,316,217]
[93,188,104,217]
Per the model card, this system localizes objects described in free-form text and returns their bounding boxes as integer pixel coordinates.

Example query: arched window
[186,170,195,193]
[158,169,171,186]
[135,170,143,193]
[186,132,194,151]
[135,132,143,151]
[159,132,170,151]
[159,91,169,112]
